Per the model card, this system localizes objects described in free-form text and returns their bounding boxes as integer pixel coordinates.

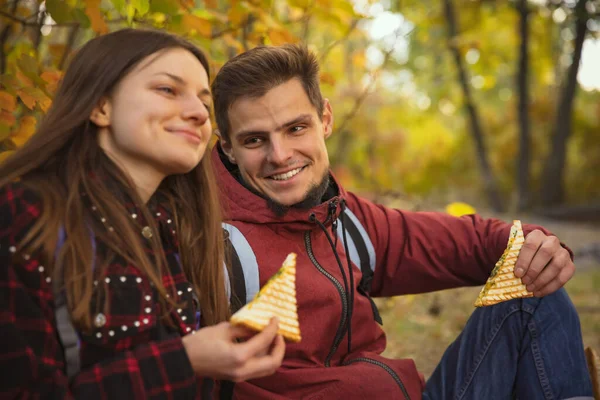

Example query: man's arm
[344,192,573,298]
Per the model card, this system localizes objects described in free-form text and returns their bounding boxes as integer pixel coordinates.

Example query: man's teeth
[271,167,303,181]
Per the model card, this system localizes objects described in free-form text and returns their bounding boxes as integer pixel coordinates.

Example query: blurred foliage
[0,0,599,209]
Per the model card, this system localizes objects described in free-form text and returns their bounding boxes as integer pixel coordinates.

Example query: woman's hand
[182,317,285,382]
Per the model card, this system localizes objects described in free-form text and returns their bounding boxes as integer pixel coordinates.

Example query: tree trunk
[539,0,588,206]
[516,0,531,211]
[443,0,504,212]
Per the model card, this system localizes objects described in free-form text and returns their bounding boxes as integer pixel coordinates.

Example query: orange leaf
[204,0,217,7]
[85,2,108,34]
[181,14,212,37]
[16,90,36,110]
[11,116,36,147]
[267,29,296,45]
[0,91,16,112]
[0,110,16,126]
[41,71,62,95]
[320,72,336,86]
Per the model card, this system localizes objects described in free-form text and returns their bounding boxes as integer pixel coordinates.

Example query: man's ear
[218,133,236,164]
[90,97,112,127]
[322,99,334,139]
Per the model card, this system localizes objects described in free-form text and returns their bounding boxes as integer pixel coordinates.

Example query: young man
[211,44,593,399]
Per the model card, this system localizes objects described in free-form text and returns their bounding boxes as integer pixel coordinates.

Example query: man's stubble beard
[239,169,331,217]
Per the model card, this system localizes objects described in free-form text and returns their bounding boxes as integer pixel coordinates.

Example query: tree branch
[335,29,401,135]
[319,19,359,63]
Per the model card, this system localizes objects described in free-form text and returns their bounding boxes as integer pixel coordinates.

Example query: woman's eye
[157,86,176,95]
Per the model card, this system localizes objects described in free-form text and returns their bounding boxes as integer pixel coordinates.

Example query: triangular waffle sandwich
[230,253,301,343]
[474,220,534,307]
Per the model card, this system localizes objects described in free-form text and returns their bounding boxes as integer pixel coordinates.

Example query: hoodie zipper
[343,357,411,399]
[304,230,348,367]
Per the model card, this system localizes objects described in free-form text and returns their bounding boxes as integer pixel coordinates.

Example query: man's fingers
[514,230,544,278]
[521,235,560,285]
[527,249,571,292]
[532,262,574,297]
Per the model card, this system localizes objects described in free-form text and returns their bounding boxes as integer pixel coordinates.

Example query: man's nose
[267,137,293,165]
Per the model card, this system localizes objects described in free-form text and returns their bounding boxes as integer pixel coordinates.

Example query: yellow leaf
[352,52,366,69]
[228,5,247,26]
[445,202,476,217]
[181,14,212,37]
[0,150,15,164]
[0,92,16,112]
[11,116,36,147]
[16,68,33,88]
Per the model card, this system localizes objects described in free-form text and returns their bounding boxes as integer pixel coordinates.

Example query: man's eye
[290,126,304,133]
[245,137,263,145]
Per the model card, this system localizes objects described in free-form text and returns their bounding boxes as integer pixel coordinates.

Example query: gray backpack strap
[222,223,260,312]
[335,207,376,278]
[336,207,382,325]
[53,226,96,379]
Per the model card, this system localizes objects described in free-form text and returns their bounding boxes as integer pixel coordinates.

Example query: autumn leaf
[0,150,15,164]
[45,0,73,24]
[0,110,16,128]
[267,29,297,45]
[85,0,108,34]
[445,202,477,217]
[320,72,336,86]
[181,14,212,37]
[41,71,62,95]
[11,116,36,147]
[0,92,16,112]
[15,68,34,88]
[17,90,36,110]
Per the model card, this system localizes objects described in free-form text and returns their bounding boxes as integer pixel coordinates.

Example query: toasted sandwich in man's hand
[475,220,534,307]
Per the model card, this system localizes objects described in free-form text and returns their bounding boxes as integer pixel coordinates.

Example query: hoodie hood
[211,144,346,230]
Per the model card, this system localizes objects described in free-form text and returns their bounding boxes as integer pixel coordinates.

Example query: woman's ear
[90,97,112,127]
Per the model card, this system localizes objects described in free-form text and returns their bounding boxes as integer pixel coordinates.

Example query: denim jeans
[423,288,594,400]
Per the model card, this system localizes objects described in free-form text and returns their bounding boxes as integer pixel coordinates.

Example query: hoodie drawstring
[309,199,355,356]
[339,199,355,355]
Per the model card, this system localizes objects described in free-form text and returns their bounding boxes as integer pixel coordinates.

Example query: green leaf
[132,0,150,16]
[149,0,180,14]
[71,8,91,28]
[45,0,74,23]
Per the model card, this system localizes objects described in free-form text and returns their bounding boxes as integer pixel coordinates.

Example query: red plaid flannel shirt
[0,182,216,399]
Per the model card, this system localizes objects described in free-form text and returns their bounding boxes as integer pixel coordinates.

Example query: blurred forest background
[1,0,598,376]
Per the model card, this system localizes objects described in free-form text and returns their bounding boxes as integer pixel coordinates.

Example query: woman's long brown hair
[0,28,230,330]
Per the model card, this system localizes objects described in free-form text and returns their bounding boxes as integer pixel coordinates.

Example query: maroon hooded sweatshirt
[212,146,559,400]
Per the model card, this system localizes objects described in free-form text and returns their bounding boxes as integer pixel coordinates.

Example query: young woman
[0,28,284,398]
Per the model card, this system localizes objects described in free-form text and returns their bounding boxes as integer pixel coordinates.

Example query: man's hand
[182,317,285,382]
[514,230,575,297]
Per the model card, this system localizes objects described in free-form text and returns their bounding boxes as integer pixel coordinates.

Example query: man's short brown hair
[212,44,324,140]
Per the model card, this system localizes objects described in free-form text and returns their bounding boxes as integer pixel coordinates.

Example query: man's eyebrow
[152,72,211,97]
[234,114,313,140]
